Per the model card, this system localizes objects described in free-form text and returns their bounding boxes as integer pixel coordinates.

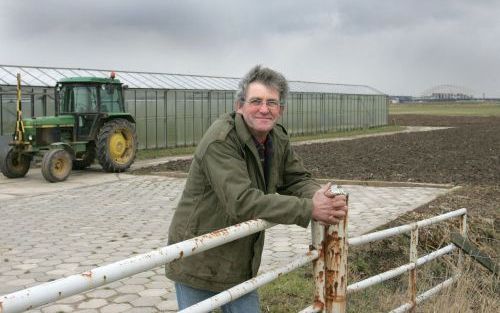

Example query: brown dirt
[134,115,500,186]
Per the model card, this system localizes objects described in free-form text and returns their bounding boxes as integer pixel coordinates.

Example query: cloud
[1,0,499,96]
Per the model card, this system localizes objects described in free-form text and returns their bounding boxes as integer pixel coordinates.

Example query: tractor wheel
[0,148,31,178]
[41,149,72,183]
[97,119,137,172]
[73,142,96,170]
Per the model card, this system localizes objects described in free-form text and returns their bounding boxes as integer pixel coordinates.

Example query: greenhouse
[0,65,388,149]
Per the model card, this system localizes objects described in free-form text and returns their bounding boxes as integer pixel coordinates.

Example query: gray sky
[1,0,499,97]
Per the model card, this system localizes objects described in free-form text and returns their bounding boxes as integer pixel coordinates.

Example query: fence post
[408,225,419,313]
[457,213,467,273]
[324,218,348,313]
[312,221,326,311]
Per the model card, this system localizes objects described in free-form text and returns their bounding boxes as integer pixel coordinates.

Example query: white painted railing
[300,208,467,313]
[0,208,467,313]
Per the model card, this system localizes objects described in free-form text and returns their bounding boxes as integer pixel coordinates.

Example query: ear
[235,100,244,113]
[278,106,285,116]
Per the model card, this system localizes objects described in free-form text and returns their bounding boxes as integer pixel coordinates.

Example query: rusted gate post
[312,221,326,311]
[324,218,348,312]
[312,184,349,313]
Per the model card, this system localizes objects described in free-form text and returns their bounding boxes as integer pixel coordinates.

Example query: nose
[258,102,271,113]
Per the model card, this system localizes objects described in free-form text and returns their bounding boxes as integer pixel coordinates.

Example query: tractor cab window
[100,84,123,112]
[59,85,98,113]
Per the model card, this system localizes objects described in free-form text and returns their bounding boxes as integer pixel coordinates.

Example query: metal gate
[0,209,467,313]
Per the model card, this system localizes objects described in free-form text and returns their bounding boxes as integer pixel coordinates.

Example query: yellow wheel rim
[109,130,132,164]
[53,157,69,177]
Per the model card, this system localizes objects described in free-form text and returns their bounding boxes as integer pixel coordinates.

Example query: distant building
[421,85,474,101]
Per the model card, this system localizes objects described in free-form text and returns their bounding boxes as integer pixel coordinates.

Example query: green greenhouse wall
[0,86,388,149]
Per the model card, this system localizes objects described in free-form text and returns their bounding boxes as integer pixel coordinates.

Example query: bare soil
[134,115,499,186]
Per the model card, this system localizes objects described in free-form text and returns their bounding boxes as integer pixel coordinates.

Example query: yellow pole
[14,73,25,143]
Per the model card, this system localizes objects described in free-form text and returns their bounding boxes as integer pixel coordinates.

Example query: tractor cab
[56,76,126,141]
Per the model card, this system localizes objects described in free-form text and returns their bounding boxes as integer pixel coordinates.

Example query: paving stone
[77,299,108,309]
[54,294,86,304]
[156,299,178,311]
[139,288,167,297]
[144,281,167,289]
[130,296,162,307]
[6,278,36,286]
[46,269,70,276]
[13,263,38,270]
[101,303,132,313]
[41,304,73,313]
[112,294,139,304]
[122,277,149,285]
[116,284,145,294]
[123,307,156,313]
[86,289,117,298]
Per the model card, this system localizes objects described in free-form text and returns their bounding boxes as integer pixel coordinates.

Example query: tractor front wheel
[41,149,72,183]
[97,119,137,172]
[0,148,31,178]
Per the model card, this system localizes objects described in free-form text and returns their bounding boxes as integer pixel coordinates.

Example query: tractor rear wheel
[0,148,31,178]
[97,119,137,172]
[41,149,72,183]
[73,142,96,170]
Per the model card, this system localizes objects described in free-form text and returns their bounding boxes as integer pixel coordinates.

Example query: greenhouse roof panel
[0,65,385,95]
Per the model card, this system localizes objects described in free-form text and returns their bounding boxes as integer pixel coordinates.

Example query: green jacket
[165,112,320,292]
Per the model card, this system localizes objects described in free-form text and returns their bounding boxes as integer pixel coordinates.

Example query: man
[166,65,348,312]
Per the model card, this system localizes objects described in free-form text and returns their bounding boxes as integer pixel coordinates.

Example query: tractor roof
[58,77,122,84]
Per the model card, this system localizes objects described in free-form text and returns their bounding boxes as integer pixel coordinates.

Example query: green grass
[136,125,404,160]
[259,265,315,312]
[136,146,196,160]
[389,101,500,116]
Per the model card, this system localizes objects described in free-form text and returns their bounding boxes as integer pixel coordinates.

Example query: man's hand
[311,183,348,225]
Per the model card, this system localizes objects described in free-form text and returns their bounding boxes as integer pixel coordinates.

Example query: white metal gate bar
[348,208,467,247]
[346,244,456,293]
[389,276,458,313]
[179,250,320,313]
[0,219,275,313]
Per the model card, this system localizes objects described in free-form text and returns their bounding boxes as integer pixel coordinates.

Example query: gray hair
[236,65,289,105]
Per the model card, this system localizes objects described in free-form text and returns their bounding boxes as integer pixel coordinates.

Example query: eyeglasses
[245,98,282,108]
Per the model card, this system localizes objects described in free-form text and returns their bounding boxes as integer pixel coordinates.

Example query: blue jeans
[175,282,260,313]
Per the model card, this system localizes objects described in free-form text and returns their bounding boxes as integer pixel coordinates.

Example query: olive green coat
[165,112,320,292]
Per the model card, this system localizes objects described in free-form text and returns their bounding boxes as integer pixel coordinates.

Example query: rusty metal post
[324,218,348,313]
[311,221,325,311]
[323,184,349,313]
[408,225,419,313]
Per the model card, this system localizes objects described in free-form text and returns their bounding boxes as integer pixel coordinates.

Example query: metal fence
[0,86,388,149]
[0,208,467,313]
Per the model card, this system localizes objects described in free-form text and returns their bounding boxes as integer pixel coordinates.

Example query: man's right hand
[311,183,348,225]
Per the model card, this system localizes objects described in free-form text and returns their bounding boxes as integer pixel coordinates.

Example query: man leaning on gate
[165,65,348,313]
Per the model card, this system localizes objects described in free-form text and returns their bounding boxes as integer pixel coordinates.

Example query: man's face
[237,82,284,141]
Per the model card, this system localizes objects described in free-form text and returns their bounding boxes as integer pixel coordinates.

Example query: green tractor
[0,73,138,182]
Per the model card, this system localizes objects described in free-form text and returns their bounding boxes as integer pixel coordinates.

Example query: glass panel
[59,85,98,113]
[99,84,122,112]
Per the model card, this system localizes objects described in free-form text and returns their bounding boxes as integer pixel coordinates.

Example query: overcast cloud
[1,0,499,96]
